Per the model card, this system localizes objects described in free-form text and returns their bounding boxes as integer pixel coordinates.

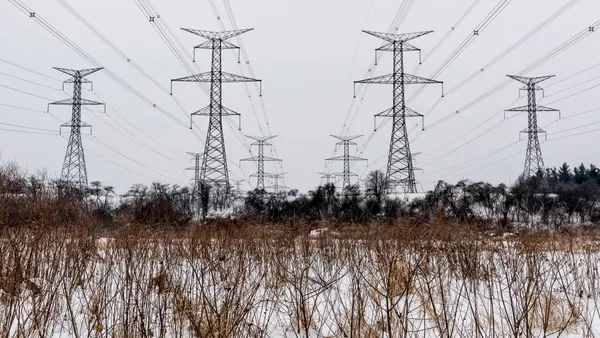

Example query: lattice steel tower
[318,172,337,185]
[171,29,261,191]
[185,152,202,217]
[506,75,560,178]
[240,135,281,191]
[185,152,202,193]
[355,31,443,193]
[326,135,367,190]
[48,67,105,188]
[265,173,288,194]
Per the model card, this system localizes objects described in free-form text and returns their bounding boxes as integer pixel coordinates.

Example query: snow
[4,237,600,337]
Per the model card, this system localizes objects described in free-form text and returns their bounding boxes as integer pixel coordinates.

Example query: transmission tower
[506,75,560,178]
[240,135,281,191]
[185,152,202,218]
[355,30,443,193]
[185,152,202,192]
[326,135,367,190]
[231,179,245,194]
[318,172,337,186]
[170,28,262,192]
[265,173,288,194]
[48,67,105,188]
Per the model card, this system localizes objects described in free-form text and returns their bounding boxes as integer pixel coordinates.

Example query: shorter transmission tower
[240,135,281,191]
[231,179,245,194]
[48,67,105,189]
[506,75,560,178]
[265,173,288,194]
[185,152,202,218]
[318,172,337,186]
[326,135,367,190]
[185,152,202,193]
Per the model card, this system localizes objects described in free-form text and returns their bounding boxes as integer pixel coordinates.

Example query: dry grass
[2,222,600,337]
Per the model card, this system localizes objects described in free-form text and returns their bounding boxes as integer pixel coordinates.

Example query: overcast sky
[1,0,599,194]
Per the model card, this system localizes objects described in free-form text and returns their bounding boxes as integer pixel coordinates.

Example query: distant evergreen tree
[558,163,572,183]
[590,164,600,186]
[574,163,588,184]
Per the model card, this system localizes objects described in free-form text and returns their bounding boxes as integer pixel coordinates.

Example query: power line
[9,0,190,129]
[0,57,62,82]
[0,71,60,90]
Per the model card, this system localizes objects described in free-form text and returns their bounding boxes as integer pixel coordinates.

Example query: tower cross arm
[403,74,442,84]
[171,72,260,83]
[507,74,555,85]
[246,135,278,142]
[362,30,433,43]
[194,40,239,50]
[376,106,423,118]
[48,98,105,109]
[241,156,282,162]
[330,134,362,142]
[327,155,367,161]
[506,105,559,112]
[221,72,261,83]
[53,67,103,78]
[377,42,420,52]
[355,74,394,85]
[181,28,253,41]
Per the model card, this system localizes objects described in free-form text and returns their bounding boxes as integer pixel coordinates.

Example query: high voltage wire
[85,134,186,184]
[0,57,62,82]
[345,0,511,166]
[445,0,581,97]
[0,127,57,136]
[0,71,61,91]
[8,0,190,130]
[1,71,188,169]
[90,91,188,161]
[0,121,57,133]
[134,0,256,172]
[324,0,417,174]
[544,57,600,89]
[432,105,600,178]
[408,0,514,102]
[0,102,45,113]
[88,110,185,167]
[385,20,600,162]
[360,1,584,158]
[0,66,196,183]
[419,0,481,65]
[455,21,600,115]
[0,83,57,101]
[208,0,280,175]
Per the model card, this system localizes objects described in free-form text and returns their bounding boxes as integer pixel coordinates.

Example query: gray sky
[1,0,599,194]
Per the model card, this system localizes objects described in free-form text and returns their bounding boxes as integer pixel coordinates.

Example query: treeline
[242,163,600,228]
[2,161,600,229]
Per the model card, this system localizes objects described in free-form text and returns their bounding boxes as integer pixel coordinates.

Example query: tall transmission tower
[265,173,288,194]
[240,135,281,191]
[355,30,443,194]
[48,67,105,188]
[506,75,560,178]
[170,28,262,192]
[326,135,367,190]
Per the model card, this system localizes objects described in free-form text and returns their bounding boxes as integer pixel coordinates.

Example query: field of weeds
[2,224,600,337]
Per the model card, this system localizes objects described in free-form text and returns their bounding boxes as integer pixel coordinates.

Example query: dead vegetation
[1,224,600,337]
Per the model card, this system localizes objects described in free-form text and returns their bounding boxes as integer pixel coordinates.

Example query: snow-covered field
[2,231,600,337]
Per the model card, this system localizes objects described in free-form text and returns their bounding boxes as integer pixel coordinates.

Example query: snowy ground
[2,233,600,337]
